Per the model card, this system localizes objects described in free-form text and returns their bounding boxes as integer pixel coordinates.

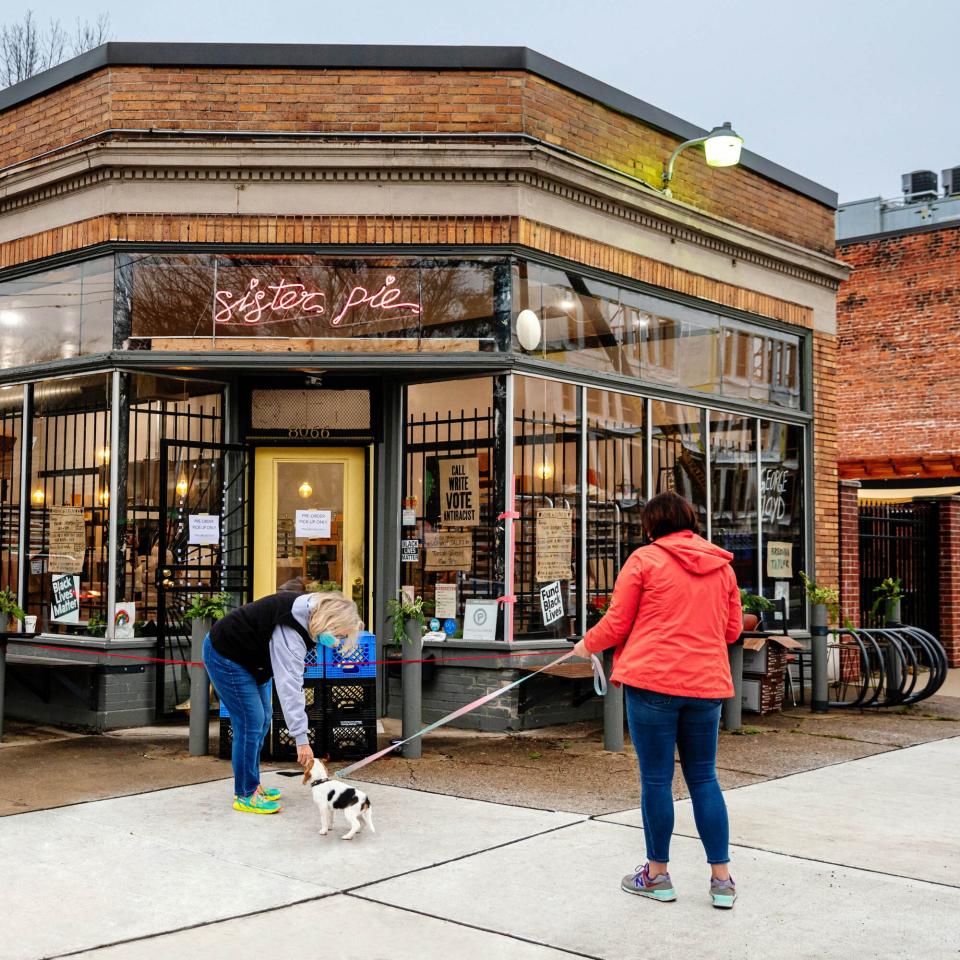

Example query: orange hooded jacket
[582,529,742,698]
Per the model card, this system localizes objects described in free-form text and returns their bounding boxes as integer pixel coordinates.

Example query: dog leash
[333,649,606,779]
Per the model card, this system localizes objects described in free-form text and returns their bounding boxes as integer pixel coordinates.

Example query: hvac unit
[942,166,960,197]
[901,170,938,202]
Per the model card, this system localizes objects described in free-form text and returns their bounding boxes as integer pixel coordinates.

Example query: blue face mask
[316,632,339,648]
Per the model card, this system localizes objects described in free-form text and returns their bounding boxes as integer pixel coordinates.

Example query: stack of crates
[323,631,378,761]
[218,681,272,761]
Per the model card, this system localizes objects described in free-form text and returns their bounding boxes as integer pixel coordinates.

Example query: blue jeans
[203,635,271,798]
[624,686,730,865]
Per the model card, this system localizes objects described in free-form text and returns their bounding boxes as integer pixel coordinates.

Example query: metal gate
[157,440,251,716]
[858,499,939,633]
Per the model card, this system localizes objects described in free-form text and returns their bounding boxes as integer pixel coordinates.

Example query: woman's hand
[571,639,590,660]
[297,744,314,769]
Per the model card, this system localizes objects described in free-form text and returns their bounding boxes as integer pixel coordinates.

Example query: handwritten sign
[48,506,85,574]
[439,458,480,527]
[425,531,473,571]
[434,583,458,620]
[51,574,80,623]
[766,541,793,578]
[539,581,565,626]
[535,508,573,582]
[762,468,790,523]
[188,514,220,546]
[296,509,332,539]
[113,602,136,640]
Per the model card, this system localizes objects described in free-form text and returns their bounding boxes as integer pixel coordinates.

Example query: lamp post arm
[662,135,706,194]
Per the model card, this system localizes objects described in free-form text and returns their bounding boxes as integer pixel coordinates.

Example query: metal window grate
[251,390,371,431]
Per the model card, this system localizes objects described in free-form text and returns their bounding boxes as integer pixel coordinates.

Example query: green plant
[870,577,903,618]
[86,612,107,638]
[0,587,25,623]
[307,580,341,593]
[386,593,435,645]
[739,589,775,615]
[184,591,231,622]
[799,571,839,622]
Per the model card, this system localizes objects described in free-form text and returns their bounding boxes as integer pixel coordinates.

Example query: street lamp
[662,121,743,197]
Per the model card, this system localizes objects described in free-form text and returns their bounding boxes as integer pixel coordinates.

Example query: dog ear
[302,766,312,785]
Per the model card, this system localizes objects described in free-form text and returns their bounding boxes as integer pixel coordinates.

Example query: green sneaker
[710,876,737,909]
[233,792,282,815]
[233,785,282,802]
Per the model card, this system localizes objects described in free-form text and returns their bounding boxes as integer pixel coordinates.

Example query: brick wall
[813,331,839,592]
[838,480,861,627]
[836,225,960,465]
[0,65,835,253]
[940,498,960,666]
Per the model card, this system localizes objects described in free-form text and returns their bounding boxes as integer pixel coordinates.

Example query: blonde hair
[308,591,363,653]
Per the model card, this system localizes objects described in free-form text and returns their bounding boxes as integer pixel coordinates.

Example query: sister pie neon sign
[214,274,422,327]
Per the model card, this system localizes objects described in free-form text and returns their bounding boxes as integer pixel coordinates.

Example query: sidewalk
[4,736,958,960]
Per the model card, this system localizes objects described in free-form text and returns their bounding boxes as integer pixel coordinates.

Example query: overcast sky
[9,0,959,202]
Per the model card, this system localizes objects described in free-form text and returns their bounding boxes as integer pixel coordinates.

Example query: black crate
[324,679,377,719]
[218,717,271,761]
[327,718,378,761]
[271,680,325,761]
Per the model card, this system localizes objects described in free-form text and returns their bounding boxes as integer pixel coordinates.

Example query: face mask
[316,632,339,648]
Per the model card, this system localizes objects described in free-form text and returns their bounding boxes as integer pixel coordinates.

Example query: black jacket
[209,592,314,683]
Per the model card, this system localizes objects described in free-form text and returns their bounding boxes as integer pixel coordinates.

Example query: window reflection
[651,401,708,534]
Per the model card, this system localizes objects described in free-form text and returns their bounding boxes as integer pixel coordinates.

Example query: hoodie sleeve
[582,554,643,654]
[269,624,309,746]
[724,569,743,645]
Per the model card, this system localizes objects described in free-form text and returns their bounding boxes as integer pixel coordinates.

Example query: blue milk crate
[323,631,376,679]
[304,646,323,679]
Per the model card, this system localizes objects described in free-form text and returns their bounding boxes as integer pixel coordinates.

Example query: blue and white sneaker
[621,864,676,902]
[710,876,737,909]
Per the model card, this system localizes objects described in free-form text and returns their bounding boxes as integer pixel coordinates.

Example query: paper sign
[434,582,458,619]
[535,508,573,582]
[774,580,790,619]
[402,508,417,527]
[401,539,420,564]
[540,580,565,626]
[188,514,220,546]
[439,458,480,527]
[296,509,332,539]
[48,506,85,574]
[51,574,80,623]
[401,584,415,606]
[425,531,473,571]
[766,541,793,578]
[463,600,499,641]
[113,602,136,640]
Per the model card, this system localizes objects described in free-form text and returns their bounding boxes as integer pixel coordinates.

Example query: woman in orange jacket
[572,491,742,909]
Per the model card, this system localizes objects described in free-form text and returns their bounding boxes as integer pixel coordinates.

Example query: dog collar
[310,778,330,787]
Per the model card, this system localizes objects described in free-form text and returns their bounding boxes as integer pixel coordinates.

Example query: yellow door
[253,448,368,617]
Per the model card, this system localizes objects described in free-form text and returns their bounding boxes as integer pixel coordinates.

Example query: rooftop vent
[901,170,938,203]
[942,166,960,197]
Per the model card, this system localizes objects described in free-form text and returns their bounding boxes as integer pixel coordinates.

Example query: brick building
[836,170,960,664]
[0,43,846,730]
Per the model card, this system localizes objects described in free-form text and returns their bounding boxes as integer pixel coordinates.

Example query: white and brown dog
[285,759,375,840]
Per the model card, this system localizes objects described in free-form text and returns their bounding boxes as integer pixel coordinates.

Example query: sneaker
[233,785,282,802]
[233,792,282,815]
[710,876,737,909]
[621,864,676,902]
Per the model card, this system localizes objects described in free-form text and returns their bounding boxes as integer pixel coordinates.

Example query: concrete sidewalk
[4,738,958,960]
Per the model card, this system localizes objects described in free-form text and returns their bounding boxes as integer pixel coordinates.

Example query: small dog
[278,759,375,840]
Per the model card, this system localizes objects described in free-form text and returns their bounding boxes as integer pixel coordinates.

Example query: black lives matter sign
[439,458,480,528]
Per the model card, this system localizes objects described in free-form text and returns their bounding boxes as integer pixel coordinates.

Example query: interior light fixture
[558,290,576,311]
[99,488,110,505]
[662,122,744,197]
[31,488,44,505]
[536,462,555,481]
[515,309,542,352]
[98,447,110,464]
[298,480,314,499]
[175,474,189,498]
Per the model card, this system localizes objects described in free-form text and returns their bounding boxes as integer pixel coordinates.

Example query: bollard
[602,647,624,752]
[401,618,422,759]
[189,617,211,756]
[811,603,829,714]
[722,638,744,732]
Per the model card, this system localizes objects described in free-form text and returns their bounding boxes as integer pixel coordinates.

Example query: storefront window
[513,376,580,640]
[761,420,806,629]
[125,255,498,353]
[26,374,112,634]
[638,298,721,395]
[586,390,645,626]
[0,385,23,594]
[651,401,708,534]
[403,378,501,638]
[710,413,759,595]
[721,320,801,410]
[0,258,114,369]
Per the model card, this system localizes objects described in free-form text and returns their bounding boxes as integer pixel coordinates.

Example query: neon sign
[214,274,422,327]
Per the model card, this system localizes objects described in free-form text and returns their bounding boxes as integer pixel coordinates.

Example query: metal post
[401,617,422,759]
[0,633,7,743]
[189,616,211,755]
[811,603,829,713]
[602,648,624,751]
[722,638,743,731]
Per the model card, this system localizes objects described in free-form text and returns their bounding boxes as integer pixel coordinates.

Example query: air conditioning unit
[901,170,938,202]
[942,166,960,197]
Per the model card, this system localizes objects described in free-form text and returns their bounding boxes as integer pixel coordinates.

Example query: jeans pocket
[639,688,673,706]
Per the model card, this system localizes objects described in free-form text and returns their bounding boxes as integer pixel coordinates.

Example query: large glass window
[651,401,708,534]
[722,320,801,410]
[710,413,759,595]
[0,385,23,594]
[513,377,580,640]
[0,258,114,369]
[586,390,646,627]
[403,378,501,637]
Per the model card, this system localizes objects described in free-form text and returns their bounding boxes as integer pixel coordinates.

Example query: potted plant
[799,571,839,624]
[386,591,434,761]
[870,577,903,626]
[184,591,231,634]
[85,612,108,638]
[739,590,775,632]
[385,593,434,647]
[182,591,231,755]
[0,587,25,633]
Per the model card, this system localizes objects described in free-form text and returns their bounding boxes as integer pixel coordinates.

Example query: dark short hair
[642,492,700,540]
